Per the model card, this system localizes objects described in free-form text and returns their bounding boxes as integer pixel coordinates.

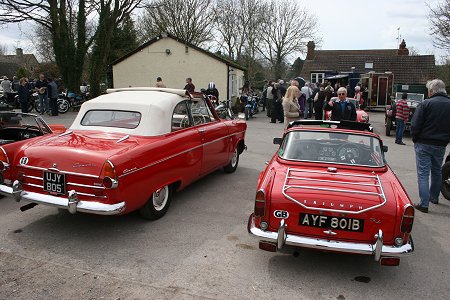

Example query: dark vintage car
[385,92,424,136]
[248,120,414,266]
[0,112,65,145]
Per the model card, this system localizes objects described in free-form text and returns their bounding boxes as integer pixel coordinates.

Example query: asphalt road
[0,109,449,300]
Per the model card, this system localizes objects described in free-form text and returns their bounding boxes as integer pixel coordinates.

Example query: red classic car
[0,88,246,220]
[324,97,369,123]
[248,120,414,266]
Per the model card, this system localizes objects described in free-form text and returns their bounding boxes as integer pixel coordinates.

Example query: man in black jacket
[411,79,450,213]
[323,87,357,121]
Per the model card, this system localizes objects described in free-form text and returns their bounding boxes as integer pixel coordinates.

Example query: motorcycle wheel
[58,99,70,114]
[35,100,41,113]
[244,107,249,120]
[27,101,34,112]
[441,161,450,200]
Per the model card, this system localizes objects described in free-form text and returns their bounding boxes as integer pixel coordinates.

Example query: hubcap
[231,148,238,167]
[153,186,169,211]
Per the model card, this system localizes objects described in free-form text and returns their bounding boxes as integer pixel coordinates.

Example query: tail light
[254,190,266,217]
[0,147,10,171]
[101,160,118,189]
[400,204,414,233]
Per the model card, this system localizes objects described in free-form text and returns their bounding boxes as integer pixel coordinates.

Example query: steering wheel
[23,125,41,131]
[180,115,190,128]
[192,115,206,125]
[337,144,361,164]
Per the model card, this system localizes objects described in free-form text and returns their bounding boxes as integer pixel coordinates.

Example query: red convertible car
[324,97,369,123]
[248,120,414,266]
[0,88,246,220]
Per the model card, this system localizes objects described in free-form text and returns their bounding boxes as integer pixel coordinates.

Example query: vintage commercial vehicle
[324,97,369,123]
[0,88,247,220]
[248,120,414,266]
[385,92,425,136]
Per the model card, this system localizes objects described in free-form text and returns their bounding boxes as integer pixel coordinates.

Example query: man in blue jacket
[411,79,450,213]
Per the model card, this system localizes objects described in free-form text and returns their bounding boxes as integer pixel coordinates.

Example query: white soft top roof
[69,88,193,136]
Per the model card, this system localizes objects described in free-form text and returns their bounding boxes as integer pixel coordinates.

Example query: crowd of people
[257,79,358,128]
[1,74,61,115]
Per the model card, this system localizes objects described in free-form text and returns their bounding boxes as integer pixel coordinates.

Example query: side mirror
[382,145,388,152]
[273,137,282,145]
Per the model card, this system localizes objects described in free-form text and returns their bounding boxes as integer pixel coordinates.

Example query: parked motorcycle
[1,91,36,112]
[215,99,234,120]
[243,94,259,120]
[442,153,450,200]
[35,93,70,114]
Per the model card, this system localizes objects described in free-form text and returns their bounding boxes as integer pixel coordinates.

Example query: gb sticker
[273,210,289,219]
[19,157,29,165]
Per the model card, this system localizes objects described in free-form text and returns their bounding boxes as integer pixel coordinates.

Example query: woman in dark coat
[17,77,30,113]
[314,86,326,120]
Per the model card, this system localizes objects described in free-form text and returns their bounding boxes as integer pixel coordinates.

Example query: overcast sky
[0,0,447,62]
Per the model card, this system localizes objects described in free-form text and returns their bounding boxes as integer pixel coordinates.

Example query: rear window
[81,110,141,129]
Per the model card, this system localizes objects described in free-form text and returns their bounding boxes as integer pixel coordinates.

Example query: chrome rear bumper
[0,181,125,216]
[247,214,413,261]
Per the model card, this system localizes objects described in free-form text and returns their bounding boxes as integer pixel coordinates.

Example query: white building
[111,33,245,103]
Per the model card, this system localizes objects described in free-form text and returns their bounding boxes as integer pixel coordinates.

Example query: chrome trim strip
[21,183,106,198]
[67,182,105,189]
[23,175,105,190]
[18,165,99,179]
[59,130,73,137]
[118,130,246,178]
[248,215,413,258]
[116,135,129,143]
[0,183,124,215]
[282,167,387,215]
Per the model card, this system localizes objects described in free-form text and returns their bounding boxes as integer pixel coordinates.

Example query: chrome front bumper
[0,181,126,216]
[247,214,414,261]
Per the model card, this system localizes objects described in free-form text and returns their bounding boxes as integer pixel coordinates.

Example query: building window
[311,73,324,84]
[365,62,373,69]
[231,74,237,97]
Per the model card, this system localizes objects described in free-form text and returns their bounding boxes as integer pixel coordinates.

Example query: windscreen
[279,130,385,167]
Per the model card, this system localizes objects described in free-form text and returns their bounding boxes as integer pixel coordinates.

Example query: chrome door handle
[198,129,206,133]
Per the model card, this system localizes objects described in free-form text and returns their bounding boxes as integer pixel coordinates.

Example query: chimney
[306,41,315,60]
[397,39,409,56]
[16,48,23,56]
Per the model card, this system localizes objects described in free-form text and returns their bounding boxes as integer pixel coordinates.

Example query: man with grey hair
[411,79,450,213]
[323,87,357,121]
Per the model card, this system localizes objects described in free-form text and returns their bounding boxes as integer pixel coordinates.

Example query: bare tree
[0,0,92,92]
[88,0,142,97]
[213,0,240,60]
[428,0,450,51]
[138,0,214,47]
[257,0,318,79]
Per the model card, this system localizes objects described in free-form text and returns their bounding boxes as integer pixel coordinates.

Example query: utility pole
[397,27,400,47]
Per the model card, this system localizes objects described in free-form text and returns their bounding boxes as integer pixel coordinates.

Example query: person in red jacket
[395,92,410,145]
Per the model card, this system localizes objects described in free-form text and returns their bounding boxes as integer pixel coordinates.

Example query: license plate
[299,213,364,232]
[43,171,66,195]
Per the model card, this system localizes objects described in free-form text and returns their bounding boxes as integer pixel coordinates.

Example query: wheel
[139,184,172,220]
[385,117,392,136]
[244,107,249,120]
[27,101,34,112]
[58,99,70,114]
[441,161,450,200]
[35,100,41,113]
[224,147,239,173]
